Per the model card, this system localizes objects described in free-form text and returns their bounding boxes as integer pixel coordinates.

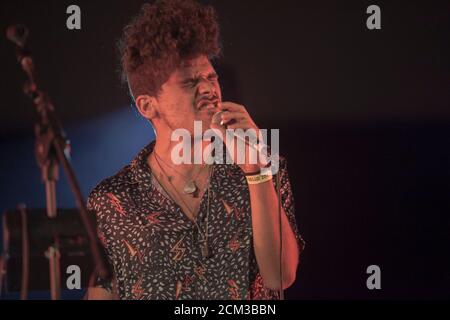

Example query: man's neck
[152,135,208,177]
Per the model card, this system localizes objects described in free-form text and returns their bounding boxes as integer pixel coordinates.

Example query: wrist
[245,171,273,185]
[240,164,261,175]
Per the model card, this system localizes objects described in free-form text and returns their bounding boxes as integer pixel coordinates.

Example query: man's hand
[85,287,119,300]
[210,102,265,173]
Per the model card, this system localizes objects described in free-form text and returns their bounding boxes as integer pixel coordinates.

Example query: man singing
[86,0,304,300]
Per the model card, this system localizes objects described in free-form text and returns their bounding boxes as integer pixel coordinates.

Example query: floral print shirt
[87,141,305,300]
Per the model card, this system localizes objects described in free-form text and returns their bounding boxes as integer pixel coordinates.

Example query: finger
[221,111,246,123]
[226,120,254,130]
[219,102,246,113]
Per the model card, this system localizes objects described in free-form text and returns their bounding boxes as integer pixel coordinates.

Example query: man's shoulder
[87,164,136,203]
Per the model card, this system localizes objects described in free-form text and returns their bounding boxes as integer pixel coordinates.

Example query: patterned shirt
[87,141,305,300]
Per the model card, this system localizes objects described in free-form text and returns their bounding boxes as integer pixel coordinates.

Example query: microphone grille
[211,111,224,126]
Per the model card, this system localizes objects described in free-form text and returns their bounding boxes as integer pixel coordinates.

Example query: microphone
[211,111,225,127]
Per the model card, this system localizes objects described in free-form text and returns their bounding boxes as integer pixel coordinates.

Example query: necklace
[153,151,205,197]
[152,153,213,259]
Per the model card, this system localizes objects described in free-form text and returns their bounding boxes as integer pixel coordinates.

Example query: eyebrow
[181,71,218,83]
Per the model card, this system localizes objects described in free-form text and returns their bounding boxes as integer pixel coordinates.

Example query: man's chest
[107,183,253,268]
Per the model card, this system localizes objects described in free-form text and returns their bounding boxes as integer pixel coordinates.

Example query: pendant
[183,180,198,196]
[201,242,210,259]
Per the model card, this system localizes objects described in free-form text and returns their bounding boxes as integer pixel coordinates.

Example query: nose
[197,77,215,97]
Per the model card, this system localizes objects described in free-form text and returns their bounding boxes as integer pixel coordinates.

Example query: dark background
[0,0,449,299]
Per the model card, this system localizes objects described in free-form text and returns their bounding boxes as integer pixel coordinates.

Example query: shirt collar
[130,140,156,189]
[130,140,241,189]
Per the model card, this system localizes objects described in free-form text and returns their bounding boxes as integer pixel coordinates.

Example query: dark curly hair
[118,0,221,100]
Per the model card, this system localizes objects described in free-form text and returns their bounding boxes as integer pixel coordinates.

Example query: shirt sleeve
[273,157,306,257]
[86,191,117,294]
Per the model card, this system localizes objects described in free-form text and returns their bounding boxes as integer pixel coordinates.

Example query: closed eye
[181,73,218,87]
[182,78,198,87]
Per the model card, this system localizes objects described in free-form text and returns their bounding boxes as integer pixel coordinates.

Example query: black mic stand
[7,26,109,300]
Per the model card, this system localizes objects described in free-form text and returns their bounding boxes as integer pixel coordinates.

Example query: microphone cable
[276,168,284,300]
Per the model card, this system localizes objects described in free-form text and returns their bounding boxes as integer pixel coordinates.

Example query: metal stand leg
[45,242,61,300]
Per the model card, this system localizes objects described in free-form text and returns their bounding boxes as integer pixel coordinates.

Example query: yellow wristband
[246,173,273,185]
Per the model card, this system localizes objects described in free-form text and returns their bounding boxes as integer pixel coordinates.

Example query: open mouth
[197,99,219,110]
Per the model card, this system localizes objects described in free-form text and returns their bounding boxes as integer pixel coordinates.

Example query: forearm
[249,180,299,290]
[85,287,119,300]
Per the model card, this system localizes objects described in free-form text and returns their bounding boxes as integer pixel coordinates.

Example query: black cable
[276,169,284,300]
[19,204,30,300]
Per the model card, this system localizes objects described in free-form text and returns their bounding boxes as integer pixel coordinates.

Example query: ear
[135,95,158,121]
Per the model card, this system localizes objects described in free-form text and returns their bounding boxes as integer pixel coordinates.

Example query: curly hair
[118,0,221,99]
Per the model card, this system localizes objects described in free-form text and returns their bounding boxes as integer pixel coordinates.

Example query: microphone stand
[8,27,109,299]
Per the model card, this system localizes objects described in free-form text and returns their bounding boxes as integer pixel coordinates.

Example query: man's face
[155,55,222,134]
